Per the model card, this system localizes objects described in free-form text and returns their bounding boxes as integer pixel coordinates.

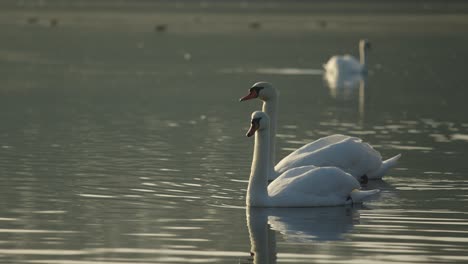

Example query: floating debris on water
[316,19,328,28]
[26,17,39,24]
[183,52,192,61]
[50,18,59,27]
[155,24,168,32]
[249,21,261,30]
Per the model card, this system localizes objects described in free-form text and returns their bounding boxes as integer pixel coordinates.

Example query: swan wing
[268,167,361,207]
[324,55,362,74]
[274,165,317,180]
[275,137,382,178]
[324,70,363,90]
[281,134,354,157]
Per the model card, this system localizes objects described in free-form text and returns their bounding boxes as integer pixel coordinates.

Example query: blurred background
[1,0,468,263]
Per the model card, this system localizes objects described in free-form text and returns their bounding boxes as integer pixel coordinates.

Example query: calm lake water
[1,1,468,263]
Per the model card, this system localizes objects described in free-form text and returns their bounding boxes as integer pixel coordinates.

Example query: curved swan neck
[247,128,270,207]
[262,96,278,177]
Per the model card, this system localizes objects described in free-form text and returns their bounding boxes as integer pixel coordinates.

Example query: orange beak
[246,122,259,137]
[239,90,258,102]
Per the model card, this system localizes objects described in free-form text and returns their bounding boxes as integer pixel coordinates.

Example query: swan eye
[250,86,264,94]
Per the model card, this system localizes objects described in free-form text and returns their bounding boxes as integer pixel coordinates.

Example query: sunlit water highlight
[1,1,468,263]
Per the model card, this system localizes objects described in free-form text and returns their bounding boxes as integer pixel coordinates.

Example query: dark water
[1,1,468,263]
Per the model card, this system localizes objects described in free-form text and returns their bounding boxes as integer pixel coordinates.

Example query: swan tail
[350,189,380,203]
[367,154,402,179]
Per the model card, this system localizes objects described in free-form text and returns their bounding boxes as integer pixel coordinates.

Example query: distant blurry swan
[325,70,363,95]
[240,82,401,183]
[323,39,371,76]
[244,111,379,207]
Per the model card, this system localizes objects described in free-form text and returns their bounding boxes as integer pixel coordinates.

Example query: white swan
[325,70,364,98]
[323,39,371,76]
[245,111,379,207]
[240,82,401,183]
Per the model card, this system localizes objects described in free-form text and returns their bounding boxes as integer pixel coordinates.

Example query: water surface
[1,1,468,263]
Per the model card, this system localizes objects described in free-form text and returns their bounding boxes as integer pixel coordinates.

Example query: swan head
[246,111,270,137]
[239,81,278,102]
[359,39,371,51]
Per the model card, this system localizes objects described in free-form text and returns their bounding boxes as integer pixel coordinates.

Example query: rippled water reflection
[1,1,468,263]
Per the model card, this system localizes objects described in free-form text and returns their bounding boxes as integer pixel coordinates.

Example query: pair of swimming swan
[239,82,401,207]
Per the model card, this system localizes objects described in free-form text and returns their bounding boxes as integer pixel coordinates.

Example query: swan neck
[360,45,367,68]
[247,128,270,207]
[262,97,278,177]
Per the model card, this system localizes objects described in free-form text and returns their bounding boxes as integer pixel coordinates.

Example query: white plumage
[245,111,379,207]
[323,39,371,76]
[240,82,401,183]
[324,55,364,75]
[275,136,381,178]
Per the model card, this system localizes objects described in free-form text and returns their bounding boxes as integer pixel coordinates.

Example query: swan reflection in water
[324,71,368,120]
[244,206,361,264]
[322,39,371,107]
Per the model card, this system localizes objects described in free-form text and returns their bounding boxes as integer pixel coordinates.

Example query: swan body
[323,39,371,76]
[246,111,379,207]
[275,134,402,180]
[240,82,401,182]
[324,67,363,96]
[324,55,363,75]
[275,135,381,178]
[268,166,374,207]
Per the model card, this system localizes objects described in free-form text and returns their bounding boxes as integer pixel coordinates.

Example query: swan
[245,111,379,207]
[325,69,364,98]
[323,39,371,76]
[240,82,401,183]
